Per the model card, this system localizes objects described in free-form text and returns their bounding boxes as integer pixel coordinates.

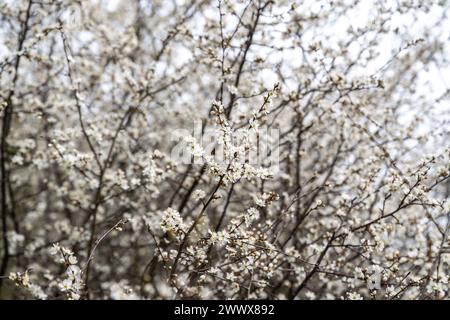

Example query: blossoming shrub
[0,0,449,300]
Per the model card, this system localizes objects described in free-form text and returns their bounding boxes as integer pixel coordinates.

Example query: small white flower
[70,292,81,300]
[59,279,73,292]
[347,292,363,300]
[48,243,61,256]
[193,189,206,201]
[8,272,18,281]
[68,255,78,265]
[11,154,24,165]
[228,85,239,95]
